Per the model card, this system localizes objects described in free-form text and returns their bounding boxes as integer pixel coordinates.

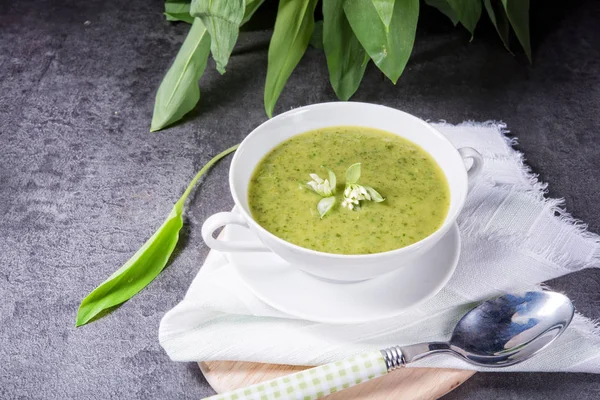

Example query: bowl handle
[458,147,483,180]
[201,212,270,252]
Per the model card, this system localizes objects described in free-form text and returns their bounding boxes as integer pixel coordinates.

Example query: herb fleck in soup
[248,126,450,254]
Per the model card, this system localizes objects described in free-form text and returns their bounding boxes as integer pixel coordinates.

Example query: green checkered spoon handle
[202,349,400,400]
[202,291,574,400]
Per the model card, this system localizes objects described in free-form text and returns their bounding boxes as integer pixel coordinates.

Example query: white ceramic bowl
[202,102,482,282]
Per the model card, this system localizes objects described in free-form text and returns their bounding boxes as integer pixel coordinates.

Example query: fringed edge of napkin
[435,120,600,271]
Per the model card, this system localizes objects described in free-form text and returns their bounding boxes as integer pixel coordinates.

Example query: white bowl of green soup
[202,102,482,282]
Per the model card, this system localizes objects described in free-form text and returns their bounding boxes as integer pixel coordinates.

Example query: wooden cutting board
[199,361,474,399]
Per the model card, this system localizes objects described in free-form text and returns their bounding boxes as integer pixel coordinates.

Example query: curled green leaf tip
[318,196,336,218]
[75,143,239,327]
[191,0,245,75]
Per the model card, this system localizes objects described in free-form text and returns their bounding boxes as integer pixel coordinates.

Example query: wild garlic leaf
[191,0,245,74]
[317,196,336,218]
[364,185,385,202]
[345,163,361,184]
[264,0,319,118]
[75,144,239,327]
[344,0,419,84]
[324,167,336,193]
[154,0,263,130]
[150,18,211,132]
[242,0,265,25]
[310,20,324,49]
[483,0,511,53]
[323,0,369,101]
[501,0,531,62]
[371,0,395,29]
[164,1,194,24]
[76,207,182,327]
[424,0,459,26]
[447,0,482,37]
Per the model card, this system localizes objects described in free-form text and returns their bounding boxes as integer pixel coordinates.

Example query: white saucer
[223,223,461,324]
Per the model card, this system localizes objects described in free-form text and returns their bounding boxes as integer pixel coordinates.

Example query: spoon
[203,291,574,400]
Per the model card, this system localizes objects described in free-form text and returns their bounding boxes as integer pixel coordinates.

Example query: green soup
[248,126,450,254]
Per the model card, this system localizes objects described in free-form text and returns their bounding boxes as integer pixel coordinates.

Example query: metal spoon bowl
[389,291,575,368]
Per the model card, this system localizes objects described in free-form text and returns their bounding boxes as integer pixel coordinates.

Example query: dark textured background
[1,0,599,398]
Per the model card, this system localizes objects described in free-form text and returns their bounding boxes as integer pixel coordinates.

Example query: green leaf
[425,0,459,26]
[165,12,195,24]
[501,0,531,62]
[484,0,511,52]
[323,166,337,193]
[165,1,191,14]
[242,0,265,25]
[323,0,369,100]
[150,18,211,132]
[317,196,336,218]
[310,20,324,49]
[76,144,239,327]
[264,0,319,118]
[191,0,245,74]
[447,0,482,36]
[364,185,385,202]
[346,163,361,184]
[164,1,194,24]
[372,0,394,29]
[344,0,419,84]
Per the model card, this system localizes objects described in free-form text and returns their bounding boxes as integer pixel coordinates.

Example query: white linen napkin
[159,122,600,372]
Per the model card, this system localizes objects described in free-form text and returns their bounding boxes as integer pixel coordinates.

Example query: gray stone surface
[0,0,599,398]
